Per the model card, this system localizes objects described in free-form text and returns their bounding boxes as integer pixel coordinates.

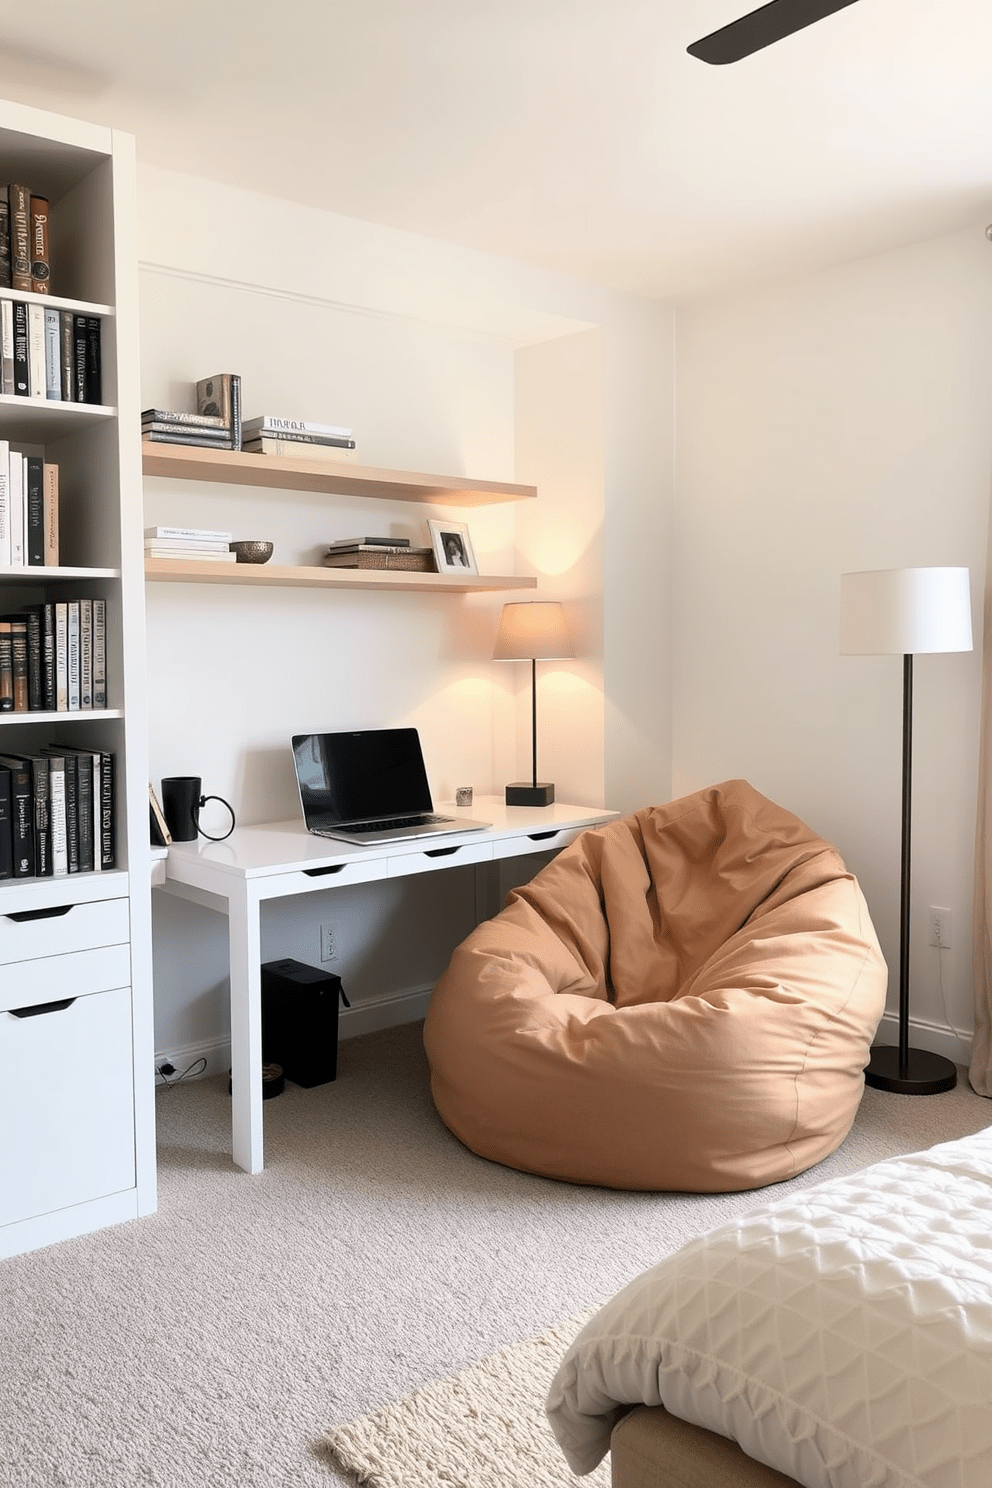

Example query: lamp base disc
[864,1044,957,1095]
[505,782,555,807]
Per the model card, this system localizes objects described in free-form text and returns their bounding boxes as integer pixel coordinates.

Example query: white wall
[674,225,992,1062]
[138,165,674,1065]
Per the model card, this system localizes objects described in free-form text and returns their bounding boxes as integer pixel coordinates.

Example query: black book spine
[73,315,87,402]
[25,456,44,566]
[0,623,12,713]
[29,757,49,877]
[9,620,27,713]
[0,768,11,879]
[42,603,55,711]
[63,751,79,873]
[100,751,115,869]
[3,763,34,876]
[75,752,94,873]
[60,311,74,402]
[12,300,29,396]
[230,372,241,450]
[26,606,42,710]
[8,185,31,292]
[85,316,102,406]
[0,198,10,289]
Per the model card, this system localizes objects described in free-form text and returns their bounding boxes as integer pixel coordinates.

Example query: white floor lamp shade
[840,566,972,1094]
[495,601,573,807]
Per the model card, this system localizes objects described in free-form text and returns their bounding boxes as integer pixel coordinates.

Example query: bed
[547,1126,992,1487]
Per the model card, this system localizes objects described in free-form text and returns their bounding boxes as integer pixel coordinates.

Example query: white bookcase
[0,100,154,1259]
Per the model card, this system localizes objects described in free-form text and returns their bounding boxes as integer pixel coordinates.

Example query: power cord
[156,1057,207,1089]
[934,942,973,1046]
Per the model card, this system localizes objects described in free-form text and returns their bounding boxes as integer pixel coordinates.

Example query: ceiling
[1,0,991,303]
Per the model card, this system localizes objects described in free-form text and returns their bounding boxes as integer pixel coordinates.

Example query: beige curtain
[971,507,992,1095]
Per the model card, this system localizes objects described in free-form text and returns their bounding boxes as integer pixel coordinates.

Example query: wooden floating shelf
[144,558,537,593]
[141,440,536,507]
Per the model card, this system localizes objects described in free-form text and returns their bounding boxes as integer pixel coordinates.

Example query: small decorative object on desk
[230,540,274,564]
[428,518,477,575]
[455,786,473,807]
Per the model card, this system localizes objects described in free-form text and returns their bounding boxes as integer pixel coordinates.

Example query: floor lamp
[494,601,573,807]
[840,566,973,1094]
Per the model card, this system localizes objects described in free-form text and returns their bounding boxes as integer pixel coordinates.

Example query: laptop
[291,728,492,845]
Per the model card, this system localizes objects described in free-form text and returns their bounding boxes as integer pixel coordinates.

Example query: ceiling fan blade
[687,0,860,65]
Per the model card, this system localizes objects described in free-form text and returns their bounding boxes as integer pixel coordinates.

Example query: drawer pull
[527,830,561,842]
[425,846,460,858]
[5,905,74,923]
[303,865,346,877]
[9,998,77,1018]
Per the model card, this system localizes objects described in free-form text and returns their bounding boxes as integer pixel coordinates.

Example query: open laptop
[291,728,491,845]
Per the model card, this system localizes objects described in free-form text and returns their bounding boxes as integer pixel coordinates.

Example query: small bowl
[230,540,274,565]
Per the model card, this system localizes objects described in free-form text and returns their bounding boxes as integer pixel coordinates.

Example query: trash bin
[261,958,349,1087]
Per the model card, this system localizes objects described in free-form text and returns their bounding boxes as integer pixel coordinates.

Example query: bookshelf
[0,102,154,1259]
[145,559,535,593]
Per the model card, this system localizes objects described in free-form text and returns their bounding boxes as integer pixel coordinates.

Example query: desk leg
[229,881,264,1174]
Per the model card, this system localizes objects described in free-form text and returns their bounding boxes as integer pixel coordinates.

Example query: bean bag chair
[423,780,887,1192]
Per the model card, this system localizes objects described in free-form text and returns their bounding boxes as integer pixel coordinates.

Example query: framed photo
[428,519,478,576]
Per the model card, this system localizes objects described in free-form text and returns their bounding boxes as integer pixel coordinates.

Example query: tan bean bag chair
[423,780,887,1192]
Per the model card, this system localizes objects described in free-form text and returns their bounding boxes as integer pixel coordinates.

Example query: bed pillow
[547,1126,992,1487]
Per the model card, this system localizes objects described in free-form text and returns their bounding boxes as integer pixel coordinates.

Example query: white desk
[155,797,618,1173]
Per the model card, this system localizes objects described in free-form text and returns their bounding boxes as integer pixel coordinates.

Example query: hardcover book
[44,305,61,398]
[72,315,87,401]
[7,185,31,292]
[29,196,50,293]
[242,415,353,439]
[12,300,28,396]
[145,524,233,542]
[0,620,12,711]
[43,462,58,565]
[8,453,23,565]
[196,372,241,449]
[243,437,358,463]
[27,302,45,398]
[67,600,80,710]
[47,755,67,876]
[92,599,106,708]
[141,408,228,428]
[54,601,67,710]
[79,598,92,709]
[59,310,74,402]
[0,298,13,394]
[0,754,34,875]
[0,438,9,566]
[42,602,55,711]
[85,316,102,405]
[25,455,44,565]
[25,605,42,710]
[25,755,50,876]
[7,616,27,711]
[0,768,12,879]
[0,197,10,289]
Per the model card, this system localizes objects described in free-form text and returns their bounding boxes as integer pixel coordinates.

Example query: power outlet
[320,923,339,961]
[929,906,953,950]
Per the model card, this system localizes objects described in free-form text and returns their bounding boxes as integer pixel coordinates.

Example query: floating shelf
[141,441,536,507]
[0,395,116,442]
[144,558,536,593]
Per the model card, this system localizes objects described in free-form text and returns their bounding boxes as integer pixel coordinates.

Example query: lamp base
[864,1043,957,1095]
[505,782,555,807]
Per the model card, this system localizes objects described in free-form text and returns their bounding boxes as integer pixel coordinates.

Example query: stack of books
[144,526,237,563]
[0,443,58,566]
[0,599,106,714]
[243,416,357,462]
[1,300,101,403]
[0,184,51,294]
[141,409,233,448]
[322,537,435,572]
[0,745,115,879]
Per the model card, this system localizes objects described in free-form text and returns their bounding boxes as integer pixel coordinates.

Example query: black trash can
[261,958,349,1087]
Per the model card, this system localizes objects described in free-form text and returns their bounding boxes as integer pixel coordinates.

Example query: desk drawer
[0,943,131,1013]
[387,838,494,878]
[0,896,129,966]
[493,826,588,861]
[261,857,387,900]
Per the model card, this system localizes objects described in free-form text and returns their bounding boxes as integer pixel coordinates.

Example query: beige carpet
[324,1311,606,1488]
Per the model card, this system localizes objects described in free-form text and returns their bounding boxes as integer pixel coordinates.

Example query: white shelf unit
[0,100,154,1260]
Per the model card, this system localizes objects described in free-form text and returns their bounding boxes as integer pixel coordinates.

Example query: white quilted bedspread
[547,1126,992,1487]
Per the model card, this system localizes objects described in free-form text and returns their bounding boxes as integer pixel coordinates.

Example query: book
[25,755,49,876]
[145,525,234,542]
[8,453,23,565]
[44,305,60,398]
[0,620,11,711]
[141,430,236,448]
[42,602,55,711]
[7,615,27,711]
[25,605,42,710]
[47,755,67,876]
[141,408,228,428]
[196,372,241,449]
[242,429,355,449]
[0,768,12,879]
[43,462,58,565]
[143,535,231,552]
[54,601,67,710]
[29,196,49,294]
[67,600,79,710]
[60,310,74,402]
[141,421,232,441]
[243,437,359,463]
[0,755,33,875]
[61,749,78,872]
[52,746,94,872]
[25,455,44,565]
[12,300,28,396]
[0,298,12,394]
[98,750,115,868]
[242,415,353,439]
[92,599,106,708]
[0,438,8,566]
[85,316,101,405]
[27,301,45,398]
[7,186,31,292]
[72,314,87,401]
[79,598,92,709]
[0,197,10,289]
[322,548,435,571]
[326,537,411,551]
[144,546,238,562]
[149,783,172,847]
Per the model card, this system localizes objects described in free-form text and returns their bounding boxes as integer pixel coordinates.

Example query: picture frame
[428,518,478,576]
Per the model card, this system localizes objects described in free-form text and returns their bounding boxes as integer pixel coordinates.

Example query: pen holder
[161,776,236,843]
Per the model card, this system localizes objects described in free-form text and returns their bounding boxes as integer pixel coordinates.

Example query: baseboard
[153,985,434,1086]
[873,1010,973,1069]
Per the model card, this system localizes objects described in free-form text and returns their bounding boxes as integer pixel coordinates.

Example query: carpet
[324,1310,608,1488]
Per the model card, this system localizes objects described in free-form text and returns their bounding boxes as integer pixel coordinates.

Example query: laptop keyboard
[345,813,451,833]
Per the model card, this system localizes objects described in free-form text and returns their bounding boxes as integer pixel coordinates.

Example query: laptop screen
[292,729,434,828]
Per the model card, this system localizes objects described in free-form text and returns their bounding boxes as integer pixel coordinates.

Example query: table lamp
[840,566,973,1093]
[494,601,573,806]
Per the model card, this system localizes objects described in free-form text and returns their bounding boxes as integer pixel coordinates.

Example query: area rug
[323,1310,608,1488]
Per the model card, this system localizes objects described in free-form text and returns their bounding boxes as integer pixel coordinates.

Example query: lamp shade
[839,567,973,656]
[494,601,573,661]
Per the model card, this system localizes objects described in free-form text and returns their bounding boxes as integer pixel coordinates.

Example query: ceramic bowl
[230,540,274,564]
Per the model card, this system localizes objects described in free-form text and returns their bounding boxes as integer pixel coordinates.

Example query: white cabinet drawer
[387,838,494,879]
[0,896,129,966]
[0,944,131,1013]
[0,983,135,1228]
[492,826,586,861]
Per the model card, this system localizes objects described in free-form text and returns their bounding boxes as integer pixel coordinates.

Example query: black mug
[161,776,202,842]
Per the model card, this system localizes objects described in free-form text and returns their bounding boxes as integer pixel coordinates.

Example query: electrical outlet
[929,906,953,950]
[320,923,338,961]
